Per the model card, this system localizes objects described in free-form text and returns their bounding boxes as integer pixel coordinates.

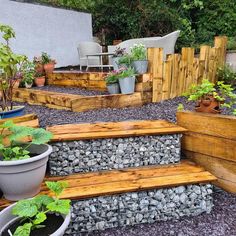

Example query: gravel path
[91,189,236,236]
[32,85,107,96]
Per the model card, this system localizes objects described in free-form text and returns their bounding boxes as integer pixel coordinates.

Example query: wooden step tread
[0,160,216,209]
[47,120,187,141]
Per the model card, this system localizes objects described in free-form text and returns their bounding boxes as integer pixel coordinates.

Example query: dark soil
[1,213,64,236]
[91,189,236,236]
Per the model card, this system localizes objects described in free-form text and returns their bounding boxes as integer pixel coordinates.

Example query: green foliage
[227,37,236,51]
[12,181,71,236]
[131,44,147,61]
[21,60,35,85]
[118,67,136,79]
[118,55,132,67]
[105,71,120,84]
[41,52,52,64]
[177,104,184,111]
[0,121,53,161]
[217,64,236,86]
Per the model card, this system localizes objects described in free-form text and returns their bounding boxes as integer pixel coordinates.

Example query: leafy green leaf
[31,128,53,145]
[45,181,68,197]
[0,120,14,129]
[13,223,32,236]
[8,126,33,142]
[33,195,54,209]
[12,199,38,217]
[33,212,47,225]
[47,199,71,215]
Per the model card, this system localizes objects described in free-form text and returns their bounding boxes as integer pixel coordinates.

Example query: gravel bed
[32,85,107,96]
[87,189,236,236]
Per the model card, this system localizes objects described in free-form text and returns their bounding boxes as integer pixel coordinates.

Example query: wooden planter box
[177,111,236,193]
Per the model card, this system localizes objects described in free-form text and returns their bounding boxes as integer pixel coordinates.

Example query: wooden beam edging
[47,119,187,142]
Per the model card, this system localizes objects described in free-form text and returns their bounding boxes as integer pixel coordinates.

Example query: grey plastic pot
[118,76,135,94]
[0,203,71,236]
[132,60,148,74]
[0,144,52,201]
[112,57,120,71]
[107,83,120,94]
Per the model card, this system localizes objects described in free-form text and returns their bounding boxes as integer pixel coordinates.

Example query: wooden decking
[0,160,217,209]
[47,120,187,141]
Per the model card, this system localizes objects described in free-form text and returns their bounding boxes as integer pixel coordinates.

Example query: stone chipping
[49,134,182,176]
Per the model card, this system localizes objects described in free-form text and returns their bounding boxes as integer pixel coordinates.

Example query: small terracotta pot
[195,96,221,114]
[34,76,46,87]
[44,62,55,74]
[12,79,21,89]
[35,63,44,74]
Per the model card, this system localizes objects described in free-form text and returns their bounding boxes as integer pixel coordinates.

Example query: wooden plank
[214,36,227,66]
[185,150,236,193]
[162,58,172,100]
[177,111,236,140]
[71,92,143,112]
[47,120,187,141]
[0,114,39,127]
[135,82,152,92]
[0,160,216,208]
[171,54,180,98]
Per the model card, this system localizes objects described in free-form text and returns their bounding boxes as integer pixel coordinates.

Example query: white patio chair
[77,42,102,70]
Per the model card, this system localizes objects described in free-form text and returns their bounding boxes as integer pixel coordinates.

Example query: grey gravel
[49,135,181,176]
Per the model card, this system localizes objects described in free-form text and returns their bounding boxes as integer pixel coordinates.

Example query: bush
[217,64,236,86]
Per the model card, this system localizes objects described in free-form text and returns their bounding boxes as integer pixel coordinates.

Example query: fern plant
[10,181,71,236]
[0,120,53,161]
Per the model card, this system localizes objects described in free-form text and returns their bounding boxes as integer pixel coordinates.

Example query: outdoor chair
[77,42,102,70]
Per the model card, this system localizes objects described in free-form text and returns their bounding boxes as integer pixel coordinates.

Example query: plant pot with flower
[0,24,27,119]
[112,47,126,70]
[0,120,53,200]
[21,60,35,88]
[105,70,121,94]
[0,181,71,236]
[117,54,132,70]
[33,56,44,74]
[130,43,148,74]
[182,79,236,115]
[34,72,46,87]
[42,52,56,74]
[118,67,136,94]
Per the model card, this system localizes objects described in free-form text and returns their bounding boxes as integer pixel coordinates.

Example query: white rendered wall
[0,0,93,67]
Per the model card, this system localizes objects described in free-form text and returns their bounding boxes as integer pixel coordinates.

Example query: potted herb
[118,54,132,69]
[0,24,26,119]
[0,120,53,200]
[42,52,56,74]
[21,60,35,88]
[34,72,46,87]
[112,47,126,70]
[33,56,44,74]
[130,43,148,74]
[0,181,71,236]
[105,70,121,94]
[118,67,136,94]
[184,79,236,115]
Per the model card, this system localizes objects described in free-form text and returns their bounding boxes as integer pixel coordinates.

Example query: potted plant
[0,24,26,119]
[130,43,148,74]
[21,60,35,88]
[0,181,71,236]
[105,70,121,94]
[34,72,46,87]
[184,79,236,115]
[33,56,44,74]
[117,54,132,69]
[118,67,136,94]
[42,52,56,74]
[112,47,126,70]
[0,120,53,200]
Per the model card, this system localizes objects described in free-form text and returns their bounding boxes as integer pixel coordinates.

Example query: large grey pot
[107,83,120,94]
[0,203,71,236]
[112,57,120,71]
[0,144,52,201]
[132,60,148,74]
[118,76,136,94]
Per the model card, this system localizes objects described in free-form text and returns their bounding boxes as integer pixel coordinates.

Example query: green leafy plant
[227,37,236,51]
[184,79,236,115]
[130,43,147,61]
[118,67,136,79]
[217,64,236,86]
[0,120,53,161]
[41,52,55,65]
[10,181,71,236]
[21,60,35,85]
[118,54,132,67]
[0,24,27,112]
[177,103,184,111]
[105,70,120,84]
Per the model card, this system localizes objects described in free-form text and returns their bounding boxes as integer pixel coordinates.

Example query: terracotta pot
[195,96,221,114]
[12,79,21,89]
[34,76,46,87]
[44,62,55,74]
[35,63,44,74]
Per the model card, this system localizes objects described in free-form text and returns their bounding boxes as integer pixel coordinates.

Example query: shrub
[217,64,236,86]
[131,44,147,61]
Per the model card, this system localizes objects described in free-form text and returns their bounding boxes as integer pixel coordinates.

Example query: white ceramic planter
[0,203,71,236]
[0,144,52,200]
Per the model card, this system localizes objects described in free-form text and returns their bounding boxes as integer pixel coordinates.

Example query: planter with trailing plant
[105,70,121,94]
[0,121,53,200]
[34,73,46,87]
[42,52,56,74]
[0,181,71,236]
[112,47,126,70]
[118,67,136,94]
[117,54,132,69]
[182,79,236,115]
[21,60,35,88]
[130,43,148,74]
[0,24,26,119]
